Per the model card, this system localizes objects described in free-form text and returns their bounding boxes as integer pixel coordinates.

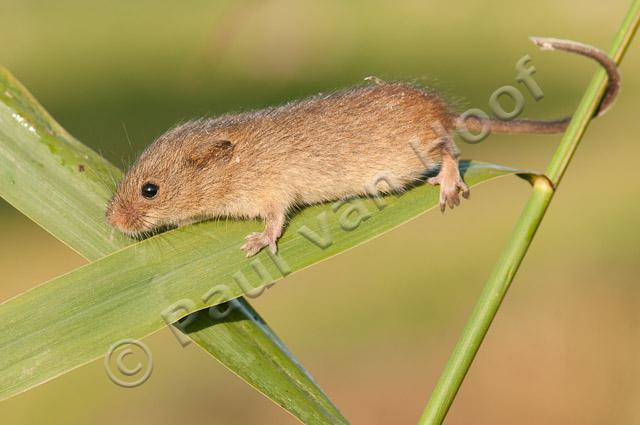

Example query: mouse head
[106,126,234,237]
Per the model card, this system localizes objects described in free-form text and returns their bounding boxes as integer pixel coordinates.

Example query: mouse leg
[241,210,286,257]
[427,149,470,212]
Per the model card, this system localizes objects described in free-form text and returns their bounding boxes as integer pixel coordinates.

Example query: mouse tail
[454,37,620,135]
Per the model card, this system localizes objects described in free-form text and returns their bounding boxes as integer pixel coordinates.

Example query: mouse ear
[186,139,234,167]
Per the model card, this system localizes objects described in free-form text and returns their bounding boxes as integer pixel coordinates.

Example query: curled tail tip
[528,35,620,116]
[529,36,557,51]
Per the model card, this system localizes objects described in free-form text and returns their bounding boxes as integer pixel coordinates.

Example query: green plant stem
[417,3,640,424]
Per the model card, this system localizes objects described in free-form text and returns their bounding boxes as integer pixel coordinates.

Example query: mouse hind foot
[427,154,469,212]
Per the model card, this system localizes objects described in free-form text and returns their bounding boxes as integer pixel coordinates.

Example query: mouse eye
[141,182,159,199]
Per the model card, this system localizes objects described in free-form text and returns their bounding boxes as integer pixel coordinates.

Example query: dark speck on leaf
[78,164,85,172]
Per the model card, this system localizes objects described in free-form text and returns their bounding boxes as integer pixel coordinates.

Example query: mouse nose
[105,206,124,230]
[106,202,138,232]
[105,209,121,229]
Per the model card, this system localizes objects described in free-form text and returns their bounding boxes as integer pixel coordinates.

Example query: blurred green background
[1,0,639,424]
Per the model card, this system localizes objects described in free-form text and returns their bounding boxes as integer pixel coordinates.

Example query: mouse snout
[105,199,148,235]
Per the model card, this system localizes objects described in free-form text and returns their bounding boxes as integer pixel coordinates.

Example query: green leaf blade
[0,156,532,401]
[0,67,348,425]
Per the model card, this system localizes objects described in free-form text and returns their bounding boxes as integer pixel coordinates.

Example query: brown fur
[106,82,468,255]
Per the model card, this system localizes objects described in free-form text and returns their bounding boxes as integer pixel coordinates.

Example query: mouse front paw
[241,232,277,257]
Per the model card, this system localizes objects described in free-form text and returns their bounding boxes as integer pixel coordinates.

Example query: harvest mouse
[106,37,620,257]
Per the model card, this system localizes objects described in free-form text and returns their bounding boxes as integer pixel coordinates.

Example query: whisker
[122,122,134,151]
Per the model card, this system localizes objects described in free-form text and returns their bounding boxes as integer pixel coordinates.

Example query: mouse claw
[461,183,470,199]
